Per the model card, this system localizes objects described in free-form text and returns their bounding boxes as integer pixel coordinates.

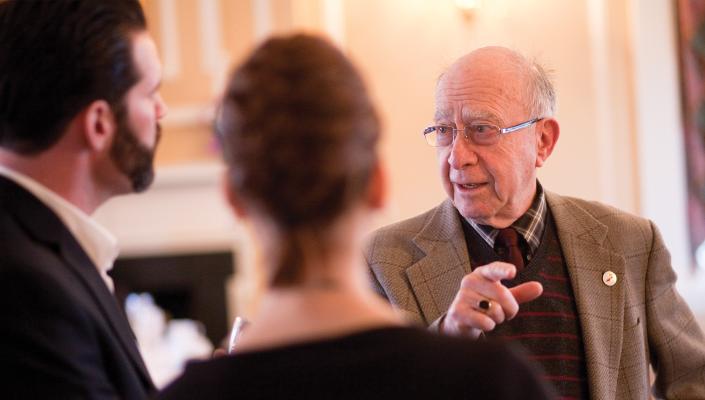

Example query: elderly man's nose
[448,133,478,168]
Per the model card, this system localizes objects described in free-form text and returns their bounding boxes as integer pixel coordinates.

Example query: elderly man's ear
[535,118,560,167]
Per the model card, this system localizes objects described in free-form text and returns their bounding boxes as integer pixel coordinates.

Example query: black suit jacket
[0,176,154,399]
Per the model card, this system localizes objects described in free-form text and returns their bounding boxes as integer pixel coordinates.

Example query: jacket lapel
[405,200,472,324]
[2,177,153,388]
[58,234,154,387]
[547,191,625,400]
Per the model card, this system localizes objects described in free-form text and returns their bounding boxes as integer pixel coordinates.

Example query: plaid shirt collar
[465,181,547,257]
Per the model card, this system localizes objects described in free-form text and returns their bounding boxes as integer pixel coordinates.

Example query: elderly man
[0,0,166,398]
[366,46,705,399]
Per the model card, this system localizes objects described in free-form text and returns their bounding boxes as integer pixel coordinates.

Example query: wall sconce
[455,0,481,18]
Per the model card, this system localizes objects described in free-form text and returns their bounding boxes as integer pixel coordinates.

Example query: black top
[158,326,554,400]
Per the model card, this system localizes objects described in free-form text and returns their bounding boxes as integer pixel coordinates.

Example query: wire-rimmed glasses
[423,117,542,147]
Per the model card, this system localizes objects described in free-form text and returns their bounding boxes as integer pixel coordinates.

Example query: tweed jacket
[366,191,705,399]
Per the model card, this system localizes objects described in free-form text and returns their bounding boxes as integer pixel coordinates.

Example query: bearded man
[0,1,167,398]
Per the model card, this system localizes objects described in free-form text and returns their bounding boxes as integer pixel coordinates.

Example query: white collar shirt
[0,165,119,292]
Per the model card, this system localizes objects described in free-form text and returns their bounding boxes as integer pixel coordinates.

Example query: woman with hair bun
[158,34,553,400]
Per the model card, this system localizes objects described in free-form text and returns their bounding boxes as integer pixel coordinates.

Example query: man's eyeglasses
[422,117,542,147]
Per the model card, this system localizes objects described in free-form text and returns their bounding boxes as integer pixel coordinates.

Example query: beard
[109,114,161,193]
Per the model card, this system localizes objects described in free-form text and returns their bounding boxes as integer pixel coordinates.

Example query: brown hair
[217,34,380,287]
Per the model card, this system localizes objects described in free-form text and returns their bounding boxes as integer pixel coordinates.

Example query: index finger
[473,262,517,282]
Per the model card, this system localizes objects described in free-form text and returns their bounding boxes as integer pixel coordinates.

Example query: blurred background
[92,0,705,385]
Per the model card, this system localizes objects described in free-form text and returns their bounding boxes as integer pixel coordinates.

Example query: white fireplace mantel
[94,162,241,258]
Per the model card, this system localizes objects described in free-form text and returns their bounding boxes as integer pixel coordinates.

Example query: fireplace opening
[110,251,235,346]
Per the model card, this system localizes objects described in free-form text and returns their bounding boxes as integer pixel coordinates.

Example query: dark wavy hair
[0,0,146,154]
[217,34,381,287]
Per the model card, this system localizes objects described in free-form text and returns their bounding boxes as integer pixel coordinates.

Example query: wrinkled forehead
[434,54,530,122]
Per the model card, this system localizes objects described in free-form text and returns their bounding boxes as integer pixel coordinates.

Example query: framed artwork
[676,0,705,267]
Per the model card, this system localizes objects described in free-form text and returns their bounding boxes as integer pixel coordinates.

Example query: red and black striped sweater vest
[461,210,590,400]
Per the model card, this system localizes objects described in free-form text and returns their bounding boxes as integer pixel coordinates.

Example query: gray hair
[526,60,556,118]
